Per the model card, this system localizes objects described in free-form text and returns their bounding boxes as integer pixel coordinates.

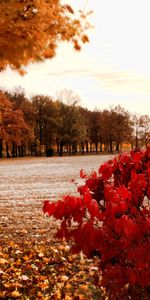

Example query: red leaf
[43,201,56,216]
[99,163,113,180]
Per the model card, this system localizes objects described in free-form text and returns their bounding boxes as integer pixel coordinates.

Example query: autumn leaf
[0,258,8,265]
[81,34,89,43]
[10,290,22,298]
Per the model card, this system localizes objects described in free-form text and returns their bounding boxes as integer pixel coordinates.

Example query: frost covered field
[0,155,113,241]
[0,155,114,202]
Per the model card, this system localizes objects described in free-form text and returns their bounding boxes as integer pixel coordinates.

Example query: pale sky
[0,0,150,115]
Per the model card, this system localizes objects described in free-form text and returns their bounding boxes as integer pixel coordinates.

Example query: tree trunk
[116,142,120,153]
[95,142,98,153]
[56,141,60,154]
[45,133,48,155]
[21,144,24,157]
[59,141,63,156]
[135,135,138,148]
[109,140,113,153]
[81,142,84,154]
[100,142,103,152]
[72,142,77,154]
[135,128,138,148]
[69,143,71,155]
[0,139,3,158]
[12,142,18,157]
[18,145,21,157]
[6,143,10,158]
[90,143,92,152]
[85,141,89,153]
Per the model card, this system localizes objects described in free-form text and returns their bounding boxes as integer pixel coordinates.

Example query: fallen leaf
[10,290,22,298]
[0,258,7,264]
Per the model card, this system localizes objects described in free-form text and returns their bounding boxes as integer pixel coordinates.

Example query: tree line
[0,88,150,158]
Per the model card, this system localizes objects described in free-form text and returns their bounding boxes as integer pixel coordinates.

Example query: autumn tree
[6,88,35,154]
[100,109,113,152]
[0,0,89,73]
[100,107,132,153]
[88,109,103,153]
[138,114,150,148]
[0,90,12,157]
[77,107,91,154]
[0,90,30,158]
[56,100,85,156]
[32,95,59,155]
[131,114,145,148]
[55,89,86,155]
[112,105,133,152]
[6,88,35,126]
[4,110,30,158]
[56,89,82,106]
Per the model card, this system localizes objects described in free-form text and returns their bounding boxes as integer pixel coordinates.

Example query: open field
[0,155,113,242]
[0,155,113,299]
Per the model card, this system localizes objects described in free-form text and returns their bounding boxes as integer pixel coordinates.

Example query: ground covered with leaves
[0,156,110,299]
[0,204,104,300]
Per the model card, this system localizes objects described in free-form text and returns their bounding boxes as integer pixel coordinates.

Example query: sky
[0,0,150,115]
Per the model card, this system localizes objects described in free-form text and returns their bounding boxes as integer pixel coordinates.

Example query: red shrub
[43,148,150,299]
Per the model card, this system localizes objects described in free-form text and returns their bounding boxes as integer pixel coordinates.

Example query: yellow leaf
[10,290,22,298]
[60,275,69,282]
[0,258,7,264]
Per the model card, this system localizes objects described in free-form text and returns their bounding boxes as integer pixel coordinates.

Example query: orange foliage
[0,90,30,145]
[0,0,89,73]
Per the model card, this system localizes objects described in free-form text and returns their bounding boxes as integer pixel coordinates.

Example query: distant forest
[0,88,150,158]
